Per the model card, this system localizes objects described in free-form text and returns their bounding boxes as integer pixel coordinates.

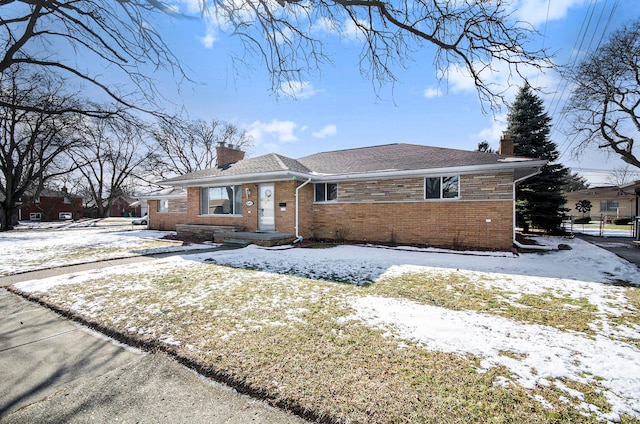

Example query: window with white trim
[157,199,169,213]
[201,185,242,215]
[425,176,460,199]
[314,183,338,202]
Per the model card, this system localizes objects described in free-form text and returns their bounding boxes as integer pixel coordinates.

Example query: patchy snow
[346,296,640,420]
[193,237,640,286]
[7,228,640,421]
[0,224,210,275]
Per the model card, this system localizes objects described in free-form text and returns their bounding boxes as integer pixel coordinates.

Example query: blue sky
[140,0,638,185]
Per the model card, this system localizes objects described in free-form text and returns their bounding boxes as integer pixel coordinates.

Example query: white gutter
[294,177,312,242]
[160,160,548,187]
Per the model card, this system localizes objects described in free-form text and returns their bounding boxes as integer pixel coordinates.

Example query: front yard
[0,225,208,276]
[6,230,640,423]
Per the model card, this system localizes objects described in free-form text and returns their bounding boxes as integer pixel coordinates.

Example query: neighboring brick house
[84,194,144,218]
[110,194,143,217]
[147,142,546,251]
[564,182,640,220]
[19,188,83,221]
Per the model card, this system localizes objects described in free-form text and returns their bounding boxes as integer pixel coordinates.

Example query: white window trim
[157,199,169,213]
[314,182,338,203]
[424,176,460,200]
[200,185,243,215]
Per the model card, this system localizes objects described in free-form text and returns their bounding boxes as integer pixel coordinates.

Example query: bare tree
[1,1,551,114]
[207,0,550,109]
[148,117,253,179]
[0,0,188,115]
[607,165,640,187]
[0,67,82,230]
[70,112,154,218]
[564,18,640,169]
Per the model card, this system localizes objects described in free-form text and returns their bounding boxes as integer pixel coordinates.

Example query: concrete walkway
[0,254,307,423]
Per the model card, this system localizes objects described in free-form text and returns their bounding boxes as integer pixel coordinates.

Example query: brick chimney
[499,131,514,156]
[216,142,245,167]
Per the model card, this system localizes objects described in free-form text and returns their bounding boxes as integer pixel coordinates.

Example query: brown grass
[15,262,628,423]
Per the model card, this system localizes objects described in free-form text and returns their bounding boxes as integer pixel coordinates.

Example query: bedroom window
[201,185,242,215]
[425,176,459,199]
[315,183,338,202]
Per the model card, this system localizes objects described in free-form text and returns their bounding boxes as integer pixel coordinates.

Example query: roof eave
[161,171,316,187]
[160,160,548,186]
[314,160,549,182]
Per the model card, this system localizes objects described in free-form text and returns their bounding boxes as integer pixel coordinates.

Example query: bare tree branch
[564,18,640,169]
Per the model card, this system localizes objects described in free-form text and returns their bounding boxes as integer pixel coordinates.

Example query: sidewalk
[0,257,307,423]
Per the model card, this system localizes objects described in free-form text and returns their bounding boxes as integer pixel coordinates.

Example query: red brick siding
[149,182,310,234]
[20,196,83,220]
[312,200,513,250]
[149,171,515,250]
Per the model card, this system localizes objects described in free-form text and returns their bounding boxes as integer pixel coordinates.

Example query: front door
[258,183,275,231]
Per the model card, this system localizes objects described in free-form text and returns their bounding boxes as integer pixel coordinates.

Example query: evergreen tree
[507,85,569,232]
[563,172,589,192]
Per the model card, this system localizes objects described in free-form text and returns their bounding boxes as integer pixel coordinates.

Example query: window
[157,199,169,213]
[425,176,459,199]
[600,200,619,212]
[59,212,72,220]
[315,183,338,202]
[201,185,242,215]
[30,212,41,221]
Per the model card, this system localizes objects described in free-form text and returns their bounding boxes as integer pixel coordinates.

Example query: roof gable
[161,153,311,185]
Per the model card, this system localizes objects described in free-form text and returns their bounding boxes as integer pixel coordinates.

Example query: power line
[549,0,624,159]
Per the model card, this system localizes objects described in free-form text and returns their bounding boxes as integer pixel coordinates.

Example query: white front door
[258,183,275,231]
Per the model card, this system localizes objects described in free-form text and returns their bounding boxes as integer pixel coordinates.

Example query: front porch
[175,223,296,247]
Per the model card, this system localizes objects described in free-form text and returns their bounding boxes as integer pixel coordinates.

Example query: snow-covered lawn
[8,229,640,423]
[0,224,210,276]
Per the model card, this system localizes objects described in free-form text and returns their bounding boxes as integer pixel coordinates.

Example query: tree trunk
[0,201,16,231]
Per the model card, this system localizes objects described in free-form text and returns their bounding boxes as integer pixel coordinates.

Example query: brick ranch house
[146,140,546,251]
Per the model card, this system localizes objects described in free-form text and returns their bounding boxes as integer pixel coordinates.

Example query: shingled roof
[161,143,544,186]
[298,143,516,175]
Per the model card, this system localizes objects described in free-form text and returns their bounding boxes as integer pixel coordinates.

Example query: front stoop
[175,224,244,241]
[215,231,296,247]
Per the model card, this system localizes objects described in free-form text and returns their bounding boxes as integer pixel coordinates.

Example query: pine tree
[507,85,569,233]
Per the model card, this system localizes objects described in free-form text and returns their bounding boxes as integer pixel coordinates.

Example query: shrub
[574,216,591,224]
[613,217,633,225]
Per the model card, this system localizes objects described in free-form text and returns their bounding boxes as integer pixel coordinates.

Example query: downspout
[294,178,312,243]
[512,168,544,249]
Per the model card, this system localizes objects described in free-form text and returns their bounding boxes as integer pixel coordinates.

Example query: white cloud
[246,119,298,144]
[279,80,322,99]
[312,124,337,139]
[474,113,508,149]
[423,86,442,99]
[511,0,590,27]
[200,32,216,49]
